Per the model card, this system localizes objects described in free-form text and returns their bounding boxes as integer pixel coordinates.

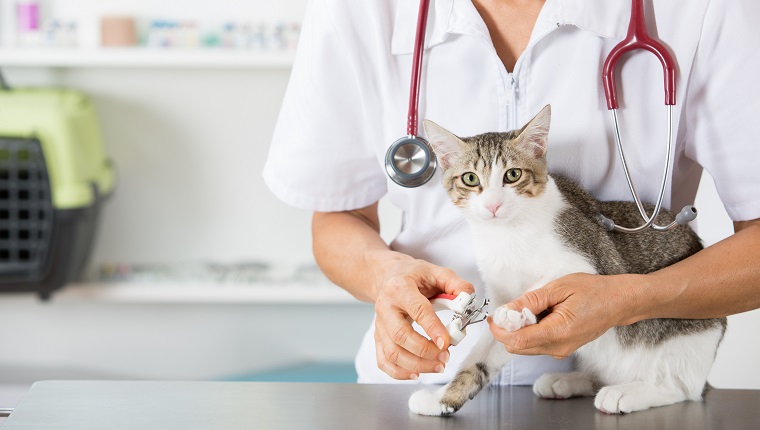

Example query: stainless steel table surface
[2,381,758,430]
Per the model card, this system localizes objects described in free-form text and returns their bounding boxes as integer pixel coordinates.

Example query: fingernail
[435,337,445,350]
[434,364,445,374]
[409,374,418,381]
[438,350,450,364]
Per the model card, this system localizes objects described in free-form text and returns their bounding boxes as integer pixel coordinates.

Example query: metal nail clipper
[430,292,489,346]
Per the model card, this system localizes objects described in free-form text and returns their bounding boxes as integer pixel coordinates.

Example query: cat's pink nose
[486,203,502,216]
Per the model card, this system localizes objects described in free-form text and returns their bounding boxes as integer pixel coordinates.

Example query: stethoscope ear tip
[599,215,616,231]
[675,205,698,225]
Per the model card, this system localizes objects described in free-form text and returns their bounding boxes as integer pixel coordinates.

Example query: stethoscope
[384,0,697,233]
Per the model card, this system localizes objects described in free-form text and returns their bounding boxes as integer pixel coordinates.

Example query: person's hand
[373,258,475,380]
[488,273,642,359]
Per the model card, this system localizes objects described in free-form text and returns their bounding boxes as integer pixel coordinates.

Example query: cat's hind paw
[493,306,537,332]
[409,388,455,416]
[533,372,595,400]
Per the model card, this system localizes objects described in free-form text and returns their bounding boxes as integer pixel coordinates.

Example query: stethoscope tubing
[407,0,431,137]
[600,0,696,232]
[608,106,679,232]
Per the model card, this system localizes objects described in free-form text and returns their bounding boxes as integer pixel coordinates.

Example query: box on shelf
[0,86,114,299]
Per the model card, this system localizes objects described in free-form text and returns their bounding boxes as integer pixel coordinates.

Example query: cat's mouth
[475,210,509,223]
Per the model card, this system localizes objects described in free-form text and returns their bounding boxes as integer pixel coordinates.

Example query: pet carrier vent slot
[0,137,54,275]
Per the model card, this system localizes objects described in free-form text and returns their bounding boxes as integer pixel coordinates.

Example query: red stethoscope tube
[602,0,677,109]
[407,0,431,136]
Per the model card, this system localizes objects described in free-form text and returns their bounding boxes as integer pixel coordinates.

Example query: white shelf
[55,282,364,304]
[0,48,295,68]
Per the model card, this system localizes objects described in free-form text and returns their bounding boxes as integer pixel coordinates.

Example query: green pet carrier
[0,84,115,299]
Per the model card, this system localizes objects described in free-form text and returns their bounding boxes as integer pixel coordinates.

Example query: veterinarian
[263,0,760,384]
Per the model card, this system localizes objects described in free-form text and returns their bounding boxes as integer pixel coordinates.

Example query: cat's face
[424,105,551,224]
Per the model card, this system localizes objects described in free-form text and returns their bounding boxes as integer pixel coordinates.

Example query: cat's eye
[504,168,522,184]
[461,172,480,187]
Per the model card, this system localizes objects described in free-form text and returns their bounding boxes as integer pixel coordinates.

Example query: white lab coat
[263,0,760,385]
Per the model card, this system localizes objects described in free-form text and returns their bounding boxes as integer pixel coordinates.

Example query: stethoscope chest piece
[385,135,437,188]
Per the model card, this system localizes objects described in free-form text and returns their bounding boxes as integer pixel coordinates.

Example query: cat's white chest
[472,221,595,302]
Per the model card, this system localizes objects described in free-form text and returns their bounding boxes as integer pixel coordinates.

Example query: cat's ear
[423,120,464,169]
[517,104,551,158]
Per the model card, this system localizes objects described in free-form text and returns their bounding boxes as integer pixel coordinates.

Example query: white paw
[594,385,651,414]
[493,307,537,332]
[533,372,595,399]
[408,388,454,416]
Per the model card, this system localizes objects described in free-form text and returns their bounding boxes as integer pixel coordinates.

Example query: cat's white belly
[473,223,596,302]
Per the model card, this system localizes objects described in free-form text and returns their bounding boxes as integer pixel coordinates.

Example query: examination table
[1,381,758,429]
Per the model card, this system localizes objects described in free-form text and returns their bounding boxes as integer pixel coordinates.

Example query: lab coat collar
[558,0,629,40]
[391,0,456,55]
[391,0,629,56]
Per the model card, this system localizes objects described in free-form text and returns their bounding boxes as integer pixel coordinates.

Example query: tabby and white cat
[408,105,726,415]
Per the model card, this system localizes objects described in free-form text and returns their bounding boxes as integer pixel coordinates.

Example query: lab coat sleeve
[262,0,387,212]
[684,0,760,222]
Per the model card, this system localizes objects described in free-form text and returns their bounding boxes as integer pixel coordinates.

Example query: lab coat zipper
[506,21,565,130]
[508,73,518,131]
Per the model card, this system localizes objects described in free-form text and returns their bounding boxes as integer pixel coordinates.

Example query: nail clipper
[430,292,489,346]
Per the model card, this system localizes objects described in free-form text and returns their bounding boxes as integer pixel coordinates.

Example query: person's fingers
[413,264,476,349]
[374,335,417,380]
[401,290,455,350]
[376,301,445,362]
[375,283,446,360]
[380,267,454,350]
[375,321,445,375]
[489,311,577,359]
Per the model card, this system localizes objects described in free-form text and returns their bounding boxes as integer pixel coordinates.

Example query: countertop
[2,381,758,429]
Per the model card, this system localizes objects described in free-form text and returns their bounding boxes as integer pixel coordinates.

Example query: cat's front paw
[409,388,455,416]
[492,306,537,332]
[594,382,688,414]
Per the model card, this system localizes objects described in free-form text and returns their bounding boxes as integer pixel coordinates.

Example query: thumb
[427,265,475,297]
[405,292,451,349]
[417,264,474,348]
[506,283,566,317]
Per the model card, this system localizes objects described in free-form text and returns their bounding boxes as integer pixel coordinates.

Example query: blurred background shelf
[0,48,295,68]
[59,281,360,304]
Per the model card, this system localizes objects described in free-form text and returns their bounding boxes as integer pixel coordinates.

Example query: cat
[408,105,727,416]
